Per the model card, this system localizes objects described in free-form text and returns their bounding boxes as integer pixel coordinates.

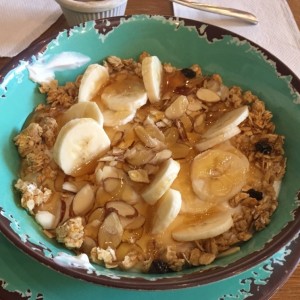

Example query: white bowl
[55,0,127,26]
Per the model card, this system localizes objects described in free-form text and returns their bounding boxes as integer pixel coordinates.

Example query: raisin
[255,140,272,154]
[181,68,196,79]
[247,189,263,200]
[148,260,171,274]
[174,85,190,95]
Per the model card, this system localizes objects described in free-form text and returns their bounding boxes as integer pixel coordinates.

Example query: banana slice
[141,158,180,205]
[62,102,104,127]
[191,148,249,203]
[152,189,182,235]
[172,211,233,241]
[53,118,110,175]
[78,64,109,102]
[103,109,136,127]
[203,106,249,139]
[101,77,147,111]
[195,126,241,152]
[141,56,163,103]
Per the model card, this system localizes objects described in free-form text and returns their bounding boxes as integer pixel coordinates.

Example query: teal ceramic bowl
[0,15,300,289]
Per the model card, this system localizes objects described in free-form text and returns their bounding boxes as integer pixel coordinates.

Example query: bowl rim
[1,15,300,290]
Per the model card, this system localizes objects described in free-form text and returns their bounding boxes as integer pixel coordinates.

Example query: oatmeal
[14,52,286,273]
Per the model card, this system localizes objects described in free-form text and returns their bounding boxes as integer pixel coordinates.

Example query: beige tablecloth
[0,0,61,57]
[173,0,300,78]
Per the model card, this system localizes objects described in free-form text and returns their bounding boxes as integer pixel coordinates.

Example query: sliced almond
[103,177,123,195]
[118,128,135,149]
[169,143,192,159]
[128,169,149,183]
[149,109,165,122]
[164,127,179,145]
[121,184,141,205]
[99,156,117,162]
[187,97,203,112]
[116,242,143,261]
[220,85,229,100]
[105,200,137,218]
[72,184,95,216]
[62,180,89,193]
[95,186,114,207]
[124,215,146,230]
[186,131,201,144]
[88,207,105,223]
[205,78,220,92]
[125,147,155,166]
[101,165,123,181]
[194,113,206,133]
[121,227,144,244]
[62,182,78,193]
[134,125,165,150]
[149,149,172,165]
[111,131,124,147]
[196,88,221,102]
[180,113,193,132]
[144,121,165,142]
[98,211,123,249]
[85,219,101,240]
[165,95,188,120]
[81,236,97,255]
[175,119,188,141]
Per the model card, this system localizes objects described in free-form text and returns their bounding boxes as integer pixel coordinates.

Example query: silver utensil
[170,0,258,25]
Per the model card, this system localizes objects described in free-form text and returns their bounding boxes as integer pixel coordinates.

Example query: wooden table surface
[0,0,299,299]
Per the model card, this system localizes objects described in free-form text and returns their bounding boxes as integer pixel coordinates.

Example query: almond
[194,113,206,133]
[105,200,137,218]
[85,219,101,241]
[134,125,165,150]
[169,143,192,159]
[81,236,97,255]
[111,131,124,146]
[88,207,105,223]
[125,146,155,166]
[164,127,179,145]
[116,242,143,261]
[72,184,95,216]
[196,88,221,102]
[62,182,78,193]
[149,149,172,165]
[118,128,135,149]
[144,121,165,142]
[165,95,188,120]
[180,113,193,132]
[128,169,149,183]
[187,97,203,112]
[121,184,141,205]
[95,186,114,207]
[124,215,146,230]
[98,212,123,249]
[103,177,123,195]
[121,227,143,244]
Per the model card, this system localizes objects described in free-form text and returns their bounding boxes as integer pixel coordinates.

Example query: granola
[13,53,286,273]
